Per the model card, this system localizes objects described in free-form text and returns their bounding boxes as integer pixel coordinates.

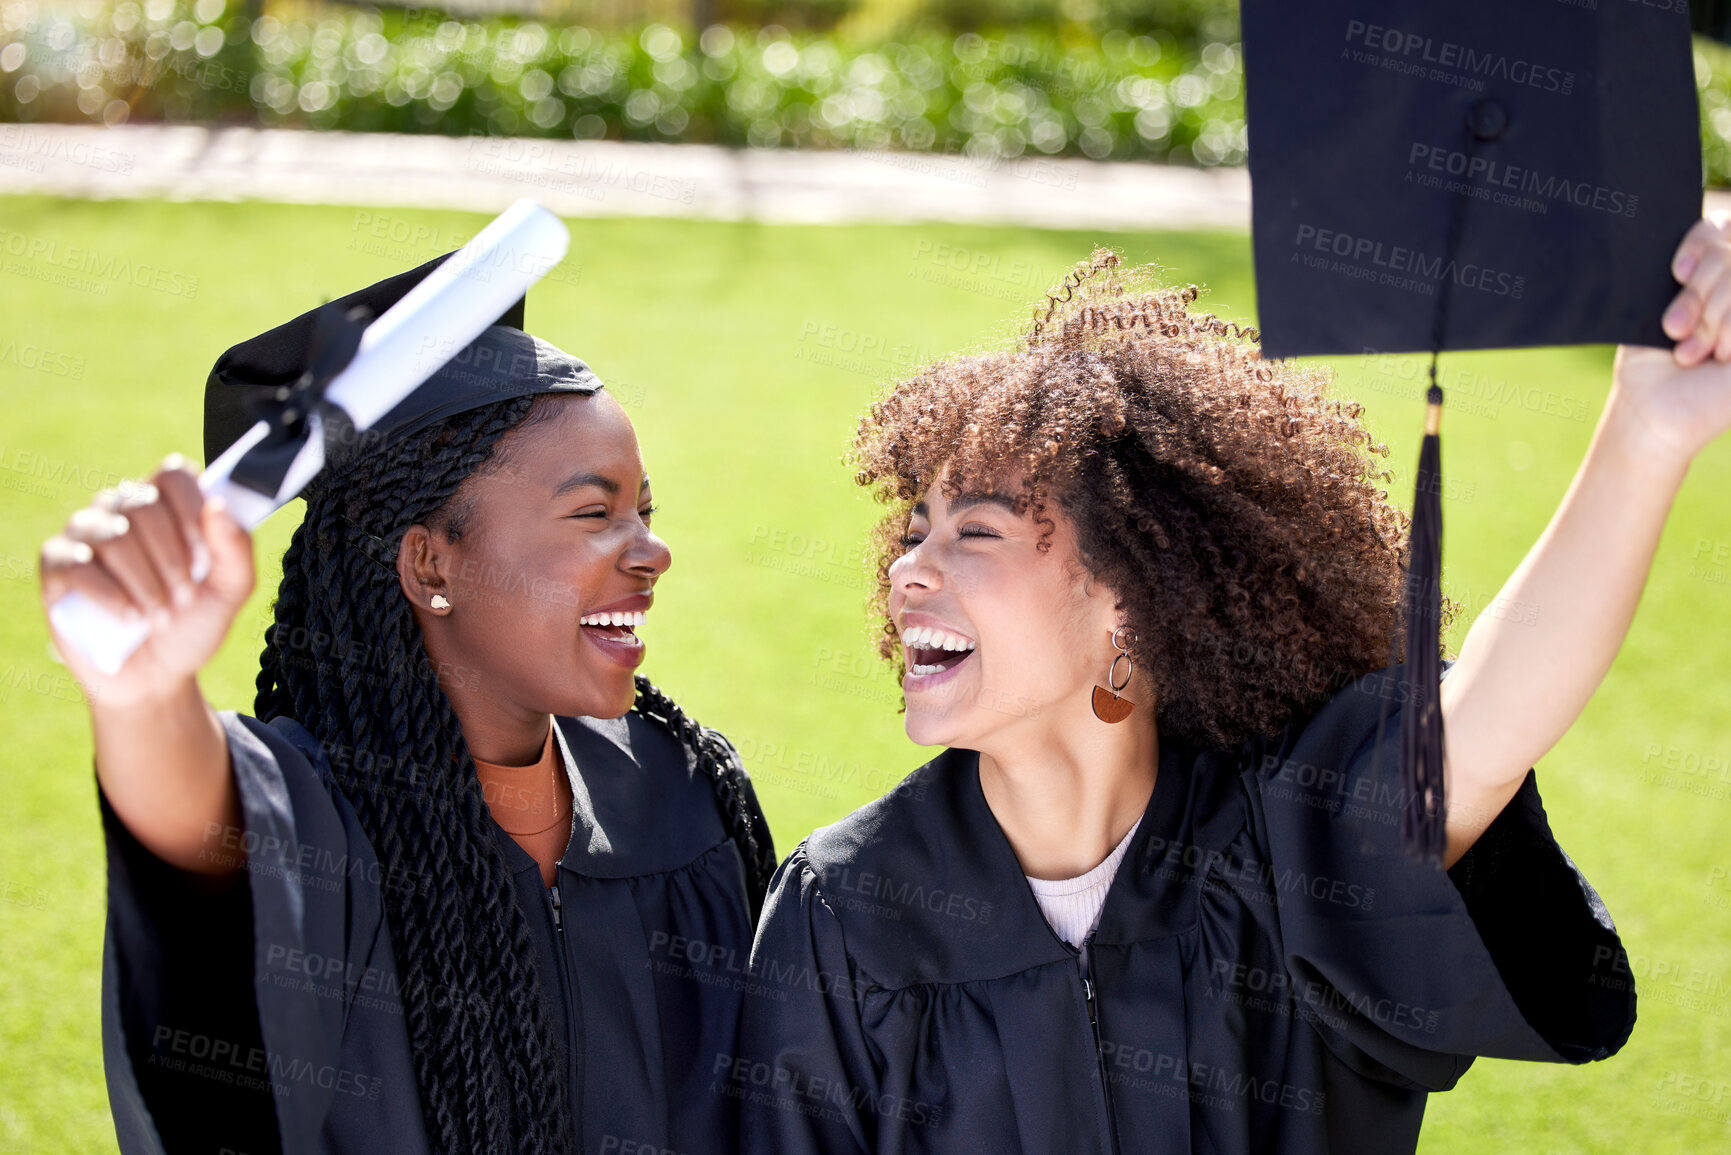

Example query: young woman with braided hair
[39,264,774,1155]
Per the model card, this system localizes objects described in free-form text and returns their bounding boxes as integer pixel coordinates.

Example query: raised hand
[39,456,253,872]
[1611,215,1731,464]
[39,455,254,704]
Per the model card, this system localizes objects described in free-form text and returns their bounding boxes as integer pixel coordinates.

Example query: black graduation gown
[737,663,1635,1154]
[100,706,768,1155]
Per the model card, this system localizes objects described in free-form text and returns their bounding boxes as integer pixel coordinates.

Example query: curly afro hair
[850,247,1459,753]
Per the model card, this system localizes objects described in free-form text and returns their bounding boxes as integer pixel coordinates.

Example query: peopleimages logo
[1342,20,1576,95]
[1407,143,1640,219]
[0,125,136,174]
[0,228,200,298]
[1291,223,1526,299]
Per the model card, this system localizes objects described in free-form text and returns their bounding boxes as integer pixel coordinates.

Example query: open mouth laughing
[901,622,977,688]
[579,597,650,667]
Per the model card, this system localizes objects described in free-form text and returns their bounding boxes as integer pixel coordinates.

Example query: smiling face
[888,473,1127,751]
[403,391,670,723]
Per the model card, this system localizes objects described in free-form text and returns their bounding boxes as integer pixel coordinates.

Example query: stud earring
[430,594,451,610]
[1091,625,1136,724]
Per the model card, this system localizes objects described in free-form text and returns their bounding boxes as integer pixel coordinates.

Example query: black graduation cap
[203,251,600,474]
[1240,0,1702,861]
[1695,0,1731,44]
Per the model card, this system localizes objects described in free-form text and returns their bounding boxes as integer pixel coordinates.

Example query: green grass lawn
[1,196,1728,1153]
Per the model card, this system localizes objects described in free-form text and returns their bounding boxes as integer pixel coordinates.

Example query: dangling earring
[430,594,451,610]
[1091,625,1136,724]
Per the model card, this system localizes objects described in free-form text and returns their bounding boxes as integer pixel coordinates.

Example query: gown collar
[955,736,1215,953]
[806,736,1246,990]
[487,719,583,882]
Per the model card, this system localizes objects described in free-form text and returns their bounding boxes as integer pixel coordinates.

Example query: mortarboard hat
[1239,0,1702,861]
[203,252,600,474]
[1694,0,1731,45]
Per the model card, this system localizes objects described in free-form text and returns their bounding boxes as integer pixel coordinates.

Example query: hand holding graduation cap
[1433,219,1731,866]
[1240,0,1709,861]
[1608,216,1731,464]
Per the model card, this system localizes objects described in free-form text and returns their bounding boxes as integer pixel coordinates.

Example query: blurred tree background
[1,0,1727,180]
[0,0,1246,163]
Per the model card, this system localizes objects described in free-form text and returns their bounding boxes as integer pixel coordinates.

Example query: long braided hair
[253,392,773,1152]
[631,676,776,921]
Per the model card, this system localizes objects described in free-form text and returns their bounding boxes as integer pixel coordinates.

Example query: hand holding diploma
[39,460,256,706]
[42,197,571,676]
[34,199,570,873]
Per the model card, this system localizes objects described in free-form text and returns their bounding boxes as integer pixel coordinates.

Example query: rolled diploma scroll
[48,197,571,675]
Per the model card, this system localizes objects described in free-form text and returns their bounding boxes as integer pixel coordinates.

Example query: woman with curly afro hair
[740,220,1731,1155]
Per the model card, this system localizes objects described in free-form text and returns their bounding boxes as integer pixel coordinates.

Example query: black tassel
[1400,382,1447,863]
[1392,96,1503,864]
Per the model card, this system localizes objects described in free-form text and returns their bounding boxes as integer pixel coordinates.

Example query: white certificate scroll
[49,198,571,675]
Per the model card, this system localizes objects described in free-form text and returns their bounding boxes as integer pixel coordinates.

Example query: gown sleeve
[737,845,877,1155]
[1251,661,1636,1091]
[101,710,424,1154]
[100,781,279,1155]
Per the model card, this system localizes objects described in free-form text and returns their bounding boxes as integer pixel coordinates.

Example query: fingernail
[1678,336,1704,361]
[1678,254,1698,280]
[162,452,191,473]
[172,582,193,609]
[190,540,211,583]
[1664,303,1690,333]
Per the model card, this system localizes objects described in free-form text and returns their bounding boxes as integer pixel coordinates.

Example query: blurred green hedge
[0,0,1245,164]
[1697,38,1731,188]
[3,0,1731,182]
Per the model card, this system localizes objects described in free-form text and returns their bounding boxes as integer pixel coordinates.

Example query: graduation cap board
[1240,1,1702,861]
[1694,0,1731,44]
[200,249,528,468]
[201,256,599,480]
[49,198,573,675]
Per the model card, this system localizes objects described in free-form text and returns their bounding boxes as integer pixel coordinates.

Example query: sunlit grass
[0,197,1726,1152]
